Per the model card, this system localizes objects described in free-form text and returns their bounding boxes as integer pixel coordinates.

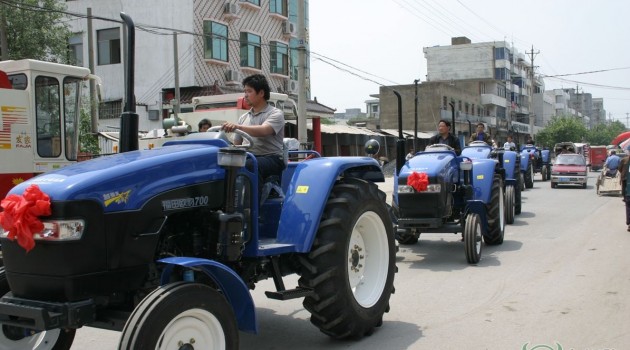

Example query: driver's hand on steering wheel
[221,122,240,133]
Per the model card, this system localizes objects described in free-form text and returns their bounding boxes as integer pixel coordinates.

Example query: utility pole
[413,79,420,151]
[87,8,98,133]
[526,46,539,136]
[172,32,181,120]
[297,0,307,148]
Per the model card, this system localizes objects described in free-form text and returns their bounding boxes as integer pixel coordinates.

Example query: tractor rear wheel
[0,268,76,350]
[484,175,505,245]
[515,173,522,215]
[505,185,515,224]
[541,166,548,181]
[464,213,482,264]
[396,229,419,245]
[299,178,395,339]
[119,282,238,350]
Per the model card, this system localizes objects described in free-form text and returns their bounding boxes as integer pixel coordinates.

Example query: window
[442,96,447,109]
[68,34,83,67]
[99,100,122,120]
[97,28,121,65]
[270,41,288,75]
[269,0,288,16]
[63,77,82,160]
[35,76,61,158]
[203,21,228,61]
[494,68,509,81]
[240,32,261,69]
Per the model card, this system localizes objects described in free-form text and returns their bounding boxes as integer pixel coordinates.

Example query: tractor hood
[8,142,228,212]
[401,151,457,178]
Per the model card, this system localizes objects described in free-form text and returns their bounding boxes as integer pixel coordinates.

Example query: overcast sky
[309,0,630,125]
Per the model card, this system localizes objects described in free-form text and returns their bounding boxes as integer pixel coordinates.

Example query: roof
[286,121,383,135]
[378,129,434,139]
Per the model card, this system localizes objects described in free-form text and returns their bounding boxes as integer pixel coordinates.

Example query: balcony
[481,94,507,107]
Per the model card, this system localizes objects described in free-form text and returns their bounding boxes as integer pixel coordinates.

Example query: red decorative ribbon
[0,185,51,252]
[407,171,429,192]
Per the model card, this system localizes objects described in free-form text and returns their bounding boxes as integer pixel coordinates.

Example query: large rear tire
[541,166,548,181]
[299,178,396,339]
[0,268,75,350]
[484,175,505,245]
[464,213,482,264]
[515,173,522,215]
[505,185,515,224]
[119,282,238,350]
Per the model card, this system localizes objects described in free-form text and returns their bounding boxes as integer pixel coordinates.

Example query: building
[65,0,310,132]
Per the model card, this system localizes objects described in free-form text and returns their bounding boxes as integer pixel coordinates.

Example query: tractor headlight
[398,185,415,193]
[426,184,441,192]
[0,220,86,241]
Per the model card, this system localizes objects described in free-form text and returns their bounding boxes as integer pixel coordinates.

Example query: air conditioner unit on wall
[286,80,298,94]
[282,21,296,36]
[225,69,241,83]
[224,3,238,17]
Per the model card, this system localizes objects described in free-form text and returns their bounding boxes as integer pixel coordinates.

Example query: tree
[79,108,99,156]
[0,0,71,62]
[535,116,588,148]
[585,120,626,146]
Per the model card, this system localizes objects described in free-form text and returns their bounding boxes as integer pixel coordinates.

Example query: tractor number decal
[161,196,209,210]
[296,186,309,194]
[104,190,132,207]
[504,159,510,163]
[476,175,484,180]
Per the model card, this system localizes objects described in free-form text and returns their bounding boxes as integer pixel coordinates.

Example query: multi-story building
[64,0,309,132]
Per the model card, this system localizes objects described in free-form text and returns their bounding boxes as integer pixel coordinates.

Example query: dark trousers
[625,195,630,226]
[246,154,285,196]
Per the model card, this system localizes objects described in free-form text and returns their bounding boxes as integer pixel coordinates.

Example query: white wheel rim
[474,217,482,254]
[157,308,225,350]
[499,185,505,231]
[347,211,389,308]
[0,327,61,350]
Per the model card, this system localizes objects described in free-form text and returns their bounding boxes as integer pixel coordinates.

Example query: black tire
[541,166,548,181]
[551,181,556,189]
[298,178,395,339]
[395,229,419,245]
[483,175,505,245]
[525,163,534,188]
[546,165,552,181]
[464,213,482,264]
[515,174,522,215]
[505,185,515,224]
[0,268,76,350]
[582,183,587,189]
[119,282,239,350]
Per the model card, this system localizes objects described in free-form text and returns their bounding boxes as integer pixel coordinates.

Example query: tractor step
[265,287,314,300]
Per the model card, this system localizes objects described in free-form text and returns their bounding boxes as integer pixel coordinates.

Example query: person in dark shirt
[428,119,461,155]
[469,122,491,145]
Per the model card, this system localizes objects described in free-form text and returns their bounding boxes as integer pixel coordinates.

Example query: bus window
[64,77,82,161]
[35,76,61,158]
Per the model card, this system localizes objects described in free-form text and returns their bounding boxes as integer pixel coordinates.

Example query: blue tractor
[390,94,505,264]
[0,15,396,349]
[519,147,535,189]
[521,144,551,181]
[462,141,522,224]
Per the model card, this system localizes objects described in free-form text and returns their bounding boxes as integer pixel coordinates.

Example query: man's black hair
[242,74,271,100]
[476,122,485,128]
[198,118,211,129]
[438,119,451,128]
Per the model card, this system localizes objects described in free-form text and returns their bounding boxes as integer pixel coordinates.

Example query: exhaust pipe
[119,12,139,152]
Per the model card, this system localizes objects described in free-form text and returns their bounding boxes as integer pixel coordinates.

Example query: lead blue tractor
[0,14,396,349]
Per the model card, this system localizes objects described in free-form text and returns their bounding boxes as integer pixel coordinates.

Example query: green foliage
[79,109,99,155]
[0,0,72,62]
[535,116,587,148]
[536,117,627,147]
[320,117,336,125]
[585,120,626,146]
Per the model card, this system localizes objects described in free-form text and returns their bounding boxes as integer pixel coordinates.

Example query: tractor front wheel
[299,178,396,339]
[0,268,76,350]
[505,185,515,224]
[119,282,238,350]
[464,213,482,264]
[541,166,548,181]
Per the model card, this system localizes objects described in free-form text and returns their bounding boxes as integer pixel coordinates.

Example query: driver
[428,119,461,155]
[222,74,286,184]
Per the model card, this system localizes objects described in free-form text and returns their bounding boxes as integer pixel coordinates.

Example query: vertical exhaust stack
[119,12,139,152]
[393,90,406,176]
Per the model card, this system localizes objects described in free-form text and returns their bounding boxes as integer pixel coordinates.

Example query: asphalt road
[72,171,630,349]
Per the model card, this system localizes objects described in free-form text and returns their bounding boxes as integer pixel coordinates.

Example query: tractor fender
[158,256,257,334]
[502,151,519,179]
[520,152,530,172]
[470,159,496,203]
[541,149,550,163]
[276,157,383,252]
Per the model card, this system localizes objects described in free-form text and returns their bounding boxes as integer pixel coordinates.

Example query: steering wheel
[469,140,489,146]
[207,126,255,150]
[426,144,454,151]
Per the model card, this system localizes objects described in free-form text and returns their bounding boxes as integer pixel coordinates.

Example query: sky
[308,0,630,125]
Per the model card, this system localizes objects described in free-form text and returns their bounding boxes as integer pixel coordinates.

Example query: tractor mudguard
[276,157,383,252]
[470,159,496,203]
[461,145,492,159]
[502,151,519,179]
[541,149,550,163]
[158,256,257,334]
[520,152,530,172]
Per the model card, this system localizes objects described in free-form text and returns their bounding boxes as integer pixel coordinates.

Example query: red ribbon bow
[407,171,429,192]
[0,185,51,252]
